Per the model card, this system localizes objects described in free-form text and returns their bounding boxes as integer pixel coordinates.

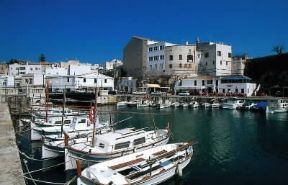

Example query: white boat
[180,103,189,108]
[77,142,193,185]
[65,126,170,170]
[266,99,288,113]
[221,98,245,109]
[42,117,133,159]
[171,102,180,108]
[211,102,221,108]
[116,101,128,108]
[31,116,108,141]
[189,101,199,108]
[137,100,150,108]
[202,102,211,108]
[33,107,82,118]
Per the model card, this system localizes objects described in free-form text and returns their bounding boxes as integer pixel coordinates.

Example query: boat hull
[65,137,170,171]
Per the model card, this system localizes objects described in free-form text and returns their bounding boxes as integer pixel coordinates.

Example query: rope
[23,176,66,185]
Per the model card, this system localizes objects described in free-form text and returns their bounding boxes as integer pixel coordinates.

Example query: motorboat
[65,126,170,170]
[77,142,193,185]
[266,99,288,113]
[221,98,245,109]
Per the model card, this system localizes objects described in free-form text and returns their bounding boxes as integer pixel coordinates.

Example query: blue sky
[0,0,287,63]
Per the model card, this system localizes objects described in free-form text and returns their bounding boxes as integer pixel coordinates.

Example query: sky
[0,0,287,63]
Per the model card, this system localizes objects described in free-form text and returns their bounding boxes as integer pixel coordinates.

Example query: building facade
[123,36,156,78]
[197,42,232,76]
[174,75,257,96]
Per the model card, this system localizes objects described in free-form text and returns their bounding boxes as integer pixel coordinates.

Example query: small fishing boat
[65,126,170,170]
[116,101,128,108]
[266,99,288,113]
[77,142,193,185]
[221,98,245,109]
[189,101,199,108]
[31,116,108,141]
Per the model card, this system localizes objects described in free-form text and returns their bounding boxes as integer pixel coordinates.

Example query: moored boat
[77,142,193,185]
[65,126,170,170]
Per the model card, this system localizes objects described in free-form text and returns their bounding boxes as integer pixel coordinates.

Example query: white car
[178,91,190,96]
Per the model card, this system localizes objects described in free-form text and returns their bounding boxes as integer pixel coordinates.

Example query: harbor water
[21,105,288,185]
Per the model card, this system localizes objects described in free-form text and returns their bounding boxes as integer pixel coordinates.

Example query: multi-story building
[146,41,174,76]
[231,55,248,75]
[197,42,232,76]
[0,64,8,75]
[123,36,157,78]
[165,44,199,78]
[8,63,45,76]
[104,59,123,70]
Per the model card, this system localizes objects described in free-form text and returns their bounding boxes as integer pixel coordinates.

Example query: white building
[174,75,257,96]
[197,42,232,76]
[231,55,247,75]
[117,77,137,93]
[146,41,175,76]
[104,59,123,70]
[165,44,199,78]
[48,73,114,92]
[0,75,14,87]
[8,63,44,76]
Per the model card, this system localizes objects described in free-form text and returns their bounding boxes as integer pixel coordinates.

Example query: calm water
[21,106,288,185]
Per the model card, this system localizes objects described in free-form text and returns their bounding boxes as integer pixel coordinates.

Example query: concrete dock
[0,103,25,185]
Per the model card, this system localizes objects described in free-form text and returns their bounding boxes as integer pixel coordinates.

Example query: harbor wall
[0,101,26,185]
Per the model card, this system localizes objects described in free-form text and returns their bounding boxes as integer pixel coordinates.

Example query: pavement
[0,103,25,185]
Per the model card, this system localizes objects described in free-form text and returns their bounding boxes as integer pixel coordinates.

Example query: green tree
[272,45,284,55]
[39,54,46,62]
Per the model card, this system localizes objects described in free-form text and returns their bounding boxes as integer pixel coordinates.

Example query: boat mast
[92,87,98,147]
[61,87,66,137]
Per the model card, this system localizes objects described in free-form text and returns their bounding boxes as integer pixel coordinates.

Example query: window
[104,79,107,83]
[67,78,70,82]
[133,137,146,145]
[207,80,213,84]
[160,55,164,60]
[217,51,221,56]
[179,55,182,60]
[202,80,205,86]
[150,65,152,70]
[169,64,172,68]
[160,63,164,69]
[187,55,193,62]
[213,61,215,65]
[228,53,232,58]
[220,61,222,65]
[194,80,197,86]
[160,45,164,50]
[83,78,86,82]
[205,62,207,66]
[226,61,228,65]
[179,63,182,68]
[149,57,153,61]
[154,46,158,51]
[114,141,130,150]
[223,89,225,93]
[235,88,238,93]
[149,47,153,52]
[184,64,187,68]
[205,52,209,58]
[188,64,191,68]
[99,143,105,148]
[169,55,173,61]
[241,89,244,93]
[19,67,25,70]
[94,78,97,83]
[155,64,157,70]
[154,56,159,61]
